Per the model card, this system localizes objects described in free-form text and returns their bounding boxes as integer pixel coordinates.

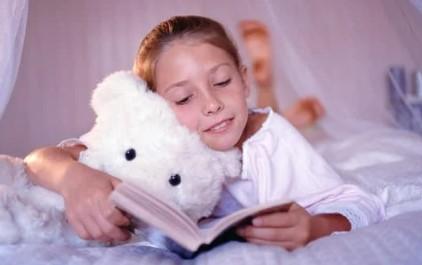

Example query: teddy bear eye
[169,174,181,186]
[125,148,136,161]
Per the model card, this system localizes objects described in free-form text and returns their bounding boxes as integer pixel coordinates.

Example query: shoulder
[242,107,313,152]
[238,107,301,150]
[244,107,289,140]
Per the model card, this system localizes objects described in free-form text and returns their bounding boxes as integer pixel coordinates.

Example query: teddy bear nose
[125,148,136,161]
[169,174,181,186]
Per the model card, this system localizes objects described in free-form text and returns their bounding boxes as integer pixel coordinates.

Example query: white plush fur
[0,71,240,245]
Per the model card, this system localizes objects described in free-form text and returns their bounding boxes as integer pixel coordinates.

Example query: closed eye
[176,95,192,105]
[214,79,231,87]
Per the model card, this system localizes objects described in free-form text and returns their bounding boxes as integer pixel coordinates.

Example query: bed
[1,128,422,265]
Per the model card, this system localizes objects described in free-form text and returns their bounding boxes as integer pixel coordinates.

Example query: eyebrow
[164,80,189,94]
[209,62,231,74]
[164,62,232,94]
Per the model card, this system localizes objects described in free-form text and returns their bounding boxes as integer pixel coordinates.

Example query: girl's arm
[309,212,351,241]
[25,145,85,194]
[236,202,351,251]
[24,145,131,243]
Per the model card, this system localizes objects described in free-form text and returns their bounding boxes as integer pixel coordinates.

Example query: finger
[238,225,297,242]
[288,203,311,219]
[288,202,304,211]
[252,212,297,227]
[83,214,112,242]
[102,200,131,227]
[94,202,131,242]
[109,209,131,227]
[68,200,110,242]
[95,213,131,242]
[66,214,92,241]
[247,238,298,251]
[109,177,122,188]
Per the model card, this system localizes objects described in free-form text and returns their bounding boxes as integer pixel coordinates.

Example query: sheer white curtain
[411,0,422,12]
[0,0,421,157]
[261,0,422,140]
[0,0,28,120]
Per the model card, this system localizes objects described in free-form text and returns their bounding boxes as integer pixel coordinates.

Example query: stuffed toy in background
[0,71,241,245]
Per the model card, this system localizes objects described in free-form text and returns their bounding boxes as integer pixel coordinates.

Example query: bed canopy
[0,0,421,156]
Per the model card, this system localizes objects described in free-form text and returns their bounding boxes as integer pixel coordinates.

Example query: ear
[90,71,149,116]
[239,65,250,97]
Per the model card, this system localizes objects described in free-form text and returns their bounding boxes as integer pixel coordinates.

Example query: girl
[24,15,384,251]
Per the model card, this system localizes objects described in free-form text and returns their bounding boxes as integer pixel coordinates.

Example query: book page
[111,182,203,250]
[112,183,292,251]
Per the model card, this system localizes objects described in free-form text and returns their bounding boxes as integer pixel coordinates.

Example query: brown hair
[133,15,241,91]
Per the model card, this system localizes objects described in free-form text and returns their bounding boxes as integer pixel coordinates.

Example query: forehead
[160,40,234,62]
[154,42,236,88]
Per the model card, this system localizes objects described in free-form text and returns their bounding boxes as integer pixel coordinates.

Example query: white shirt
[225,108,385,229]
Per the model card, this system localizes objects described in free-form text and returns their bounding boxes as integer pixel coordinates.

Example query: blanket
[0,210,421,265]
[1,129,422,265]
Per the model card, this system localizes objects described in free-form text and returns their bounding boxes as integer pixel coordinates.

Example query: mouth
[204,117,234,134]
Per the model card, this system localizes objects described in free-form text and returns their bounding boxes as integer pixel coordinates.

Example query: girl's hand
[60,161,131,243]
[236,202,350,251]
[236,203,312,250]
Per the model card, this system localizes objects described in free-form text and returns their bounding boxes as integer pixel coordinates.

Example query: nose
[202,93,224,116]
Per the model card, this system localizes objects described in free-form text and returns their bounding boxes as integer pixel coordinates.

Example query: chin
[210,145,235,151]
[205,138,238,151]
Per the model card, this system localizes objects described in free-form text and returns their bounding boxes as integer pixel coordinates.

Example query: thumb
[288,202,303,211]
[110,176,122,188]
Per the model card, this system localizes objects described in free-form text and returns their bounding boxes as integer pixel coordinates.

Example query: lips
[204,118,234,133]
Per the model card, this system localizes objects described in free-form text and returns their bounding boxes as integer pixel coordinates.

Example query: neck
[235,111,268,149]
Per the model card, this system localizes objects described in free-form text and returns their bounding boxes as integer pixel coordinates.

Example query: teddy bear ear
[90,71,149,116]
[78,147,105,172]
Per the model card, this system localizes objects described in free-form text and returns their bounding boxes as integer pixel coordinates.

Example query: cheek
[226,85,249,109]
[171,107,199,132]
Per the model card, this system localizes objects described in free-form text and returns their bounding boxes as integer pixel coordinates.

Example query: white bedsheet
[315,128,422,218]
[1,128,422,264]
[0,210,421,265]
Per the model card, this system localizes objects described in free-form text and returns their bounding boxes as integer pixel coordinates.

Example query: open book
[110,182,292,252]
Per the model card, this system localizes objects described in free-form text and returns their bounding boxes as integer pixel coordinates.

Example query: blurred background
[1,0,421,157]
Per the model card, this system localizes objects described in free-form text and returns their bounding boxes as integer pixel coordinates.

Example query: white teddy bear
[0,71,241,245]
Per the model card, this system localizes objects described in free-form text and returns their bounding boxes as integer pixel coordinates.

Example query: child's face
[154,41,250,151]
